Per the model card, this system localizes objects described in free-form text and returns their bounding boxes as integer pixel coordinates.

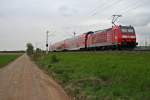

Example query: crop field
[36,51,150,100]
[0,54,20,68]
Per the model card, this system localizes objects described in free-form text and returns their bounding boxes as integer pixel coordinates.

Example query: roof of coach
[94,28,112,33]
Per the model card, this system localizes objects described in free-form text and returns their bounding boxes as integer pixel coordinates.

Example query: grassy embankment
[36,51,150,100]
[0,54,20,68]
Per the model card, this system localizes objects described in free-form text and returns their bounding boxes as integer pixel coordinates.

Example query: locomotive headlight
[122,35,127,38]
[122,35,136,38]
[115,36,118,39]
[130,36,136,38]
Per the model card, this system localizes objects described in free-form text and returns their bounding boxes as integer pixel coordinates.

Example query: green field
[36,51,150,100]
[0,54,20,68]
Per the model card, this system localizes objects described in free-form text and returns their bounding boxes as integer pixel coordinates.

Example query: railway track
[50,48,150,52]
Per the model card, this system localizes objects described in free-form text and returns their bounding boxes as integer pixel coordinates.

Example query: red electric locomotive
[50,25,137,51]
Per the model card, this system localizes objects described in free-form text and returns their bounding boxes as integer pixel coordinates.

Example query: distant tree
[35,48,43,57]
[35,48,42,54]
[26,43,34,56]
[32,48,42,60]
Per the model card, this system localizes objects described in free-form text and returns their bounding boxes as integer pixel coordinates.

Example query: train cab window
[121,28,128,33]
[128,28,134,33]
[121,27,134,34]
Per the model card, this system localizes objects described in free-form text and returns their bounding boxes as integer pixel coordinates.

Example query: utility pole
[73,32,76,37]
[46,30,49,54]
[149,36,150,47]
[73,32,77,47]
[112,15,122,26]
[145,41,147,48]
[144,36,147,48]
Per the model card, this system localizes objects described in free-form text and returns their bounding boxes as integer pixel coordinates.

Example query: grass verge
[35,51,150,100]
[0,53,21,68]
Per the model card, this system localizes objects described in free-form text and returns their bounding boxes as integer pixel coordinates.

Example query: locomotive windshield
[121,26,135,34]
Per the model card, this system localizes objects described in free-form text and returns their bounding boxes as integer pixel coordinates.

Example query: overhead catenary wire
[85,0,147,27]
[87,0,146,18]
[109,0,139,15]
[72,0,124,32]
[118,0,146,15]
[91,0,124,16]
[86,0,107,14]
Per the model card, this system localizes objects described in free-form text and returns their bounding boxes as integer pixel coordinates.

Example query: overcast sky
[0,0,150,50]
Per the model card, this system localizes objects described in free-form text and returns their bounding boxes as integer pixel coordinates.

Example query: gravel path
[0,54,69,100]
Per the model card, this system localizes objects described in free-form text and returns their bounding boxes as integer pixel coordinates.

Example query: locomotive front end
[120,26,137,48]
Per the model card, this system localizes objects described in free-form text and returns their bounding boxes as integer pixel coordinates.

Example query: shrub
[51,55,59,63]
[26,43,34,56]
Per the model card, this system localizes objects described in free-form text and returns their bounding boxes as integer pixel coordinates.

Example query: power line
[113,0,148,17]
[87,0,147,27]
[74,0,125,31]
[87,0,145,18]
[86,0,109,16]
[108,1,138,15]
[119,0,145,15]
[91,0,124,16]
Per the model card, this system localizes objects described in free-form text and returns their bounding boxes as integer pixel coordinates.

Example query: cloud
[58,5,78,17]
[0,0,150,50]
[121,11,150,27]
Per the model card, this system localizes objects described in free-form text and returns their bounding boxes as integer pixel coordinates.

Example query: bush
[51,55,59,63]
[26,43,34,56]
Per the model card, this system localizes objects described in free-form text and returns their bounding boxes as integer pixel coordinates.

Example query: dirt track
[0,54,70,100]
